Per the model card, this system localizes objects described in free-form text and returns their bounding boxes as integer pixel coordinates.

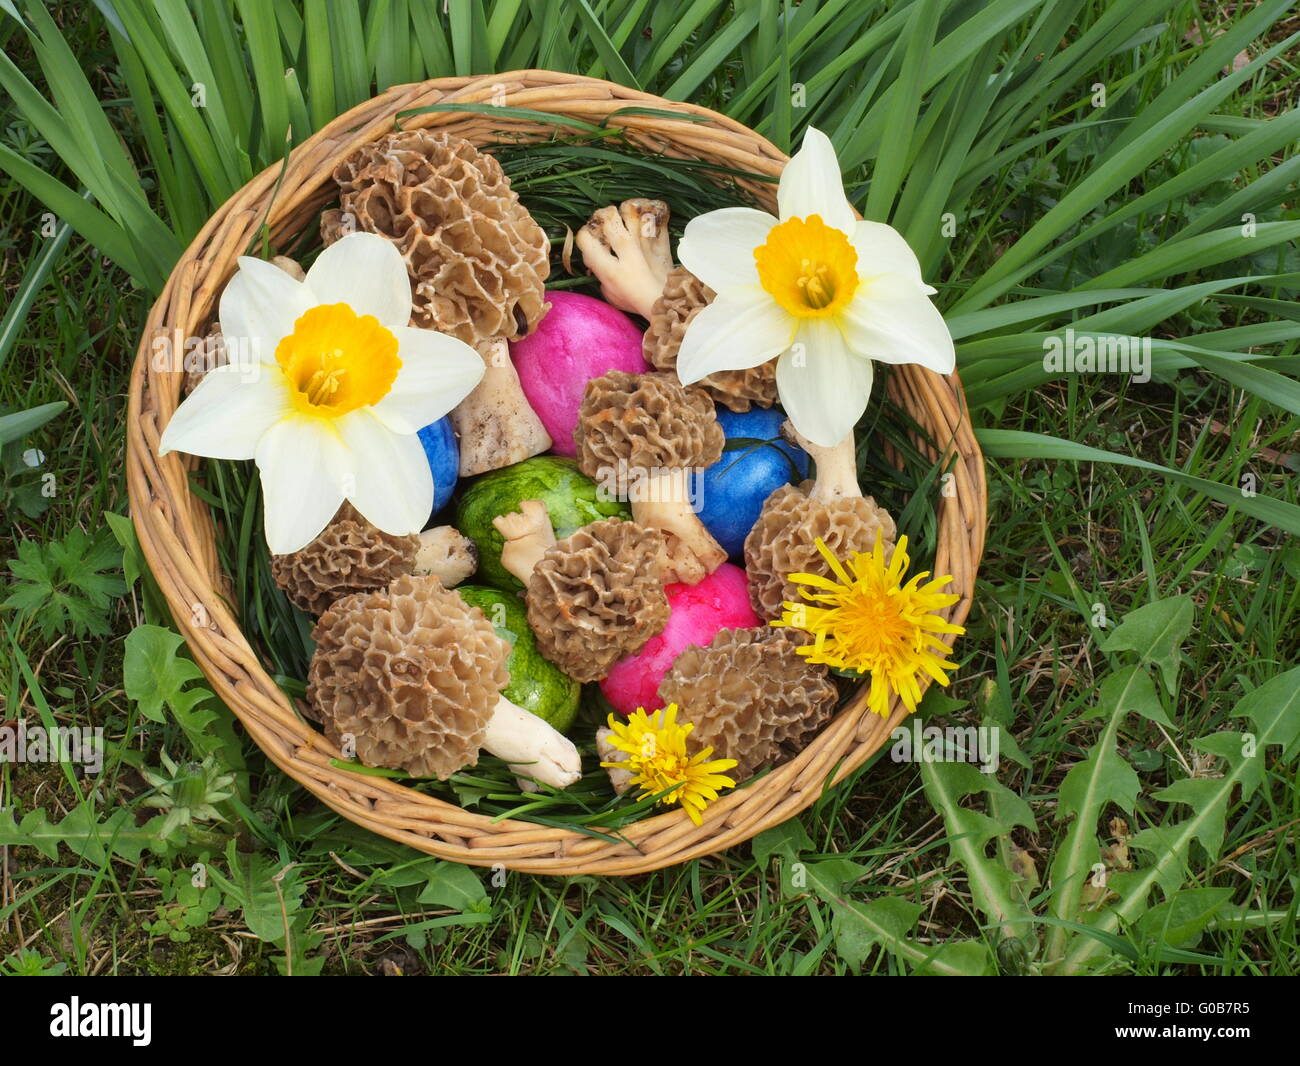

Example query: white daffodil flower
[159,232,484,554]
[676,127,955,448]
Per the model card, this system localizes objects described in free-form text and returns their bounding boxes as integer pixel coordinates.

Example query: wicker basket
[127,71,986,875]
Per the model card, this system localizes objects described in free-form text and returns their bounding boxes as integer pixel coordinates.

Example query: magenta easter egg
[511,290,650,457]
[600,563,759,714]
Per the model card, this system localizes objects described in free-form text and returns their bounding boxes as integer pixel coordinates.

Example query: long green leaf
[977,429,1300,535]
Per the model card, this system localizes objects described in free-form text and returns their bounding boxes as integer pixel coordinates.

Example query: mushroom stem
[493,500,556,584]
[576,199,672,318]
[412,526,477,587]
[630,470,726,584]
[269,255,306,281]
[784,421,862,501]
[482,695,582,789]
[595,726,634,794]
[450,339,552,476]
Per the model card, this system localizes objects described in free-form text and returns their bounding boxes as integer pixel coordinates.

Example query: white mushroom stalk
[412,526,477,587]
[449,338,552,476]
[493,499,556,583]
[629,473,726,584]
[783,421,862,502]
[576,199,672,318]
[595,726,634,795]
[483,697,582,789]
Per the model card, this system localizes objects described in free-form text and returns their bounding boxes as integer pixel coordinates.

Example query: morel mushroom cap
[308,575,510,779]
[325,129,550,345]
[574,371,727,583]
[272,504,477,616]
[309,574,581,786]
[745,481,897,621]
[645,266,778,412]
[658,626,839,781]
[271,502,420,616]
[526,517,669,683]
[575,370,722,473]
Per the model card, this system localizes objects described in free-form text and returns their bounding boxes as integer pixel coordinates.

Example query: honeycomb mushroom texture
[574,370,724,474]
[307,575,510,779]
[323,129,550,344]
[271,502,419,616]
[644,266,777,412]
[744,481,897,621]
[659,626,839,781]
[526,518,669,683]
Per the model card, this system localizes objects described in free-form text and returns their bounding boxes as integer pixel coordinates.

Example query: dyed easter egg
[453,455,631,591]
[600,563,759,714]
[457,585,580,734]
[698,406,810,559]
[511,291,650,457]
[417,416,459,518]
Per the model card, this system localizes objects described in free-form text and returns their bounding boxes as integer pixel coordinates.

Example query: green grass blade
[977,430,1300,536]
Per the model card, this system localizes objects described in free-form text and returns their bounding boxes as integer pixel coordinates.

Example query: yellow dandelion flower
[601,704,738,825]
[776,535,964,718]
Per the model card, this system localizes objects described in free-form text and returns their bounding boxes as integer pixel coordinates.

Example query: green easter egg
[457,584,580,734]
[454,456,630,590]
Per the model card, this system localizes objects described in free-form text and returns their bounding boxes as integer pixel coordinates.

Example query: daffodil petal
[677,206,776,291]
[220,257,314,367]
[304,231,413,328]
[336,409,433,536]
[851,220,931,289]
[255,415,348,554]
[840,276,955,373]
[777,127,857,233]
[677,287,795,384]
[370,326,485,434]
[159,363,290,460]
[775,320,873,448]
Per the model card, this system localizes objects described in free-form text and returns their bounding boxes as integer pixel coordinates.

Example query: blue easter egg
[699,406,811,560]
[418,416,460,519]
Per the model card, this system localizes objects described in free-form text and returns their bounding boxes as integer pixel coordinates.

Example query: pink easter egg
[511,291,650,456]
[600,563,760,714]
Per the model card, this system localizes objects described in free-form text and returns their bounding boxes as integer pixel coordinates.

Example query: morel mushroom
[308,575,581,787]
[326,130,549,342]
[493,507,669,683]
[744,423,897,620]
[324,129,552,475]
[574,370,727,584]
[658,626,839,781]
[578,197,776,412]
[595,726,634,794]
[576,199,672,319]
[644,265,778,412]
[272,502,476,616]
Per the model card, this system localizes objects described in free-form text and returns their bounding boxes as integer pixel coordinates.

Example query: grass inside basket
[199,122,951,835]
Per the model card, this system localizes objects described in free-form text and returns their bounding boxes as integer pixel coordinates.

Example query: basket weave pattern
[127,72,987,875]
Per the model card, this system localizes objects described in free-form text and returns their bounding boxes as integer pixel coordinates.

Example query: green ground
[1,2,1298,975]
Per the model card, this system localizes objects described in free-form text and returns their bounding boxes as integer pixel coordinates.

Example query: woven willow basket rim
[127,70,988,876]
